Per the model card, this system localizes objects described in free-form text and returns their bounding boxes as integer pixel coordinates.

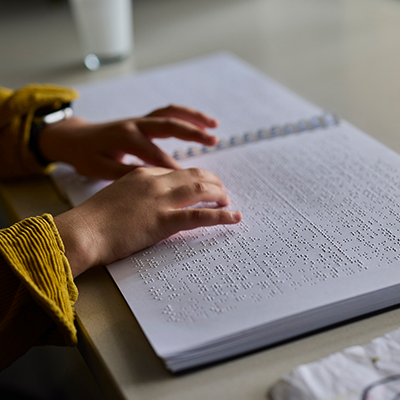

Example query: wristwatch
[29,103,73,166]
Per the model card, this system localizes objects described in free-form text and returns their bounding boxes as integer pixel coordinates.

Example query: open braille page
[108,121,400,372]
[51,52,321,206]
[51,53,400,371]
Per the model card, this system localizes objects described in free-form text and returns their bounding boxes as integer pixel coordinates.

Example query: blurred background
[2,0,400,398]
[2,0,400,147]
[2,0,400,148]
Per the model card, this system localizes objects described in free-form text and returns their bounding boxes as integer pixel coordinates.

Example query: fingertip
[209,135,219,145]
[231,211,242,223]
[203,134,219,146]
[217,195,231,207]
[207,118,219,128]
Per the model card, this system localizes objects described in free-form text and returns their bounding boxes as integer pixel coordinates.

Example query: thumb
[90,157,139,180]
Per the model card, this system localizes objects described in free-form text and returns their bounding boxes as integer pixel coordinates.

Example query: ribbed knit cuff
[0,214,78,346]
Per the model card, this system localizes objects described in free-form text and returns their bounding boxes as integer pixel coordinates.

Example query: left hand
[39,105,219,180]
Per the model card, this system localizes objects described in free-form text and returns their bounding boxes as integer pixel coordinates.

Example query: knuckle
[118,121,136,138]
[188,168,204,180]
[128,166,148,180]
[163,117,176,127]
[132,166,147,175]
[217,210,225,224]
[192,181,206,194]
[190,209,204,222]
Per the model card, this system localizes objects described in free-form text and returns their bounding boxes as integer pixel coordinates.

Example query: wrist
[39,116,88,164]
[54,208,100,278]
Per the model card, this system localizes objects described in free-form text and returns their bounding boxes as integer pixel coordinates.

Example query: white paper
[107,122,400,368]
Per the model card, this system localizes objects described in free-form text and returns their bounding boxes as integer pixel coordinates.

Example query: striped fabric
[0,214,78,370]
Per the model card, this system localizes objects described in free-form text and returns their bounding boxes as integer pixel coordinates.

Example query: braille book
[53,53,400,372]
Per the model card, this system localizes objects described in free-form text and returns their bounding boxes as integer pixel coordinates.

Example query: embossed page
[72,52,321,153]
[108,121,400,371]
[51,52,321,206]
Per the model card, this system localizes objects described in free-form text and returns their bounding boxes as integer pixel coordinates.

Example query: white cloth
[269,328,400,400]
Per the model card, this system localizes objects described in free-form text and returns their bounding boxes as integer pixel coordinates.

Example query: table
[2,0,400,398]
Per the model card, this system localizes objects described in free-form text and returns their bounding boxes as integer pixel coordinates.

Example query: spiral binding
[172,112,339,160]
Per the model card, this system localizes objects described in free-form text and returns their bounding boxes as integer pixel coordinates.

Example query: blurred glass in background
[69,0,133,71]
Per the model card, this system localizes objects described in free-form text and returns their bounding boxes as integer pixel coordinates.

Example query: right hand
[54,167,242,277]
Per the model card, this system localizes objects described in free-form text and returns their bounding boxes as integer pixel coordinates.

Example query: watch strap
[29,103,73,166]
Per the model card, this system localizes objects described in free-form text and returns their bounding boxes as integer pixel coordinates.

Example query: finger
[136,118,219,146]
[85,156,140,180]
[165,209,242,233]
[146,104,219,129]
[162,168,226,190]
[169,182,231,208]
[119,133,182,169]
[136,166,175,176]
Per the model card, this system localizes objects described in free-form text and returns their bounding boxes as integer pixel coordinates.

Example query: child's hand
[54,167,242,277]
[40,105,219,180]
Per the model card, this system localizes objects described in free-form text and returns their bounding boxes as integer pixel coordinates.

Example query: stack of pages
[53,53,400,372]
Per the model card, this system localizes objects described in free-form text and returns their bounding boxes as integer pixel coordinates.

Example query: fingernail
[231,211,241,222]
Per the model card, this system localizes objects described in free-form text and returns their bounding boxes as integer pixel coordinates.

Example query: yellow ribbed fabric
[0,84,78,179]
[0,214,78,370]
[0,84,80,370]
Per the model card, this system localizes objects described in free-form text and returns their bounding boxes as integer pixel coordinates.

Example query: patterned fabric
[0,85,79,370]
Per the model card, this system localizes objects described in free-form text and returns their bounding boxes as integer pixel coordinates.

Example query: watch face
[42,107,73,125]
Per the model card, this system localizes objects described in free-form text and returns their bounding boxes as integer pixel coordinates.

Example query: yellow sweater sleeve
[0,84,78,180]
[0,214,78,370]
